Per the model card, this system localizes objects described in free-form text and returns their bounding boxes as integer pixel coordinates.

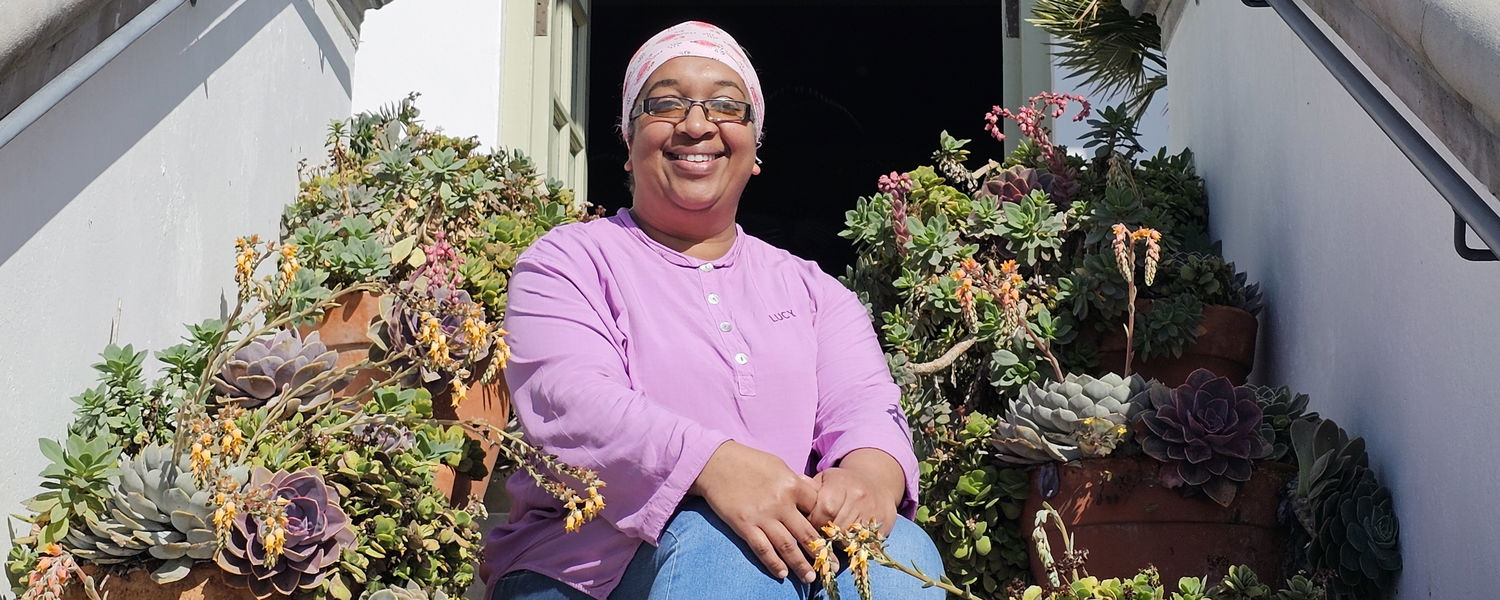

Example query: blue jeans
[492,498,946,599]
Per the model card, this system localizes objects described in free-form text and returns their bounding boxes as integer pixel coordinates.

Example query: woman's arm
[505,238,732,543]
[805,276,921,533]
[506,237,822,581]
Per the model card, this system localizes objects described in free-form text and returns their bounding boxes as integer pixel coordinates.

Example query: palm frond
[1029,0,1166,112]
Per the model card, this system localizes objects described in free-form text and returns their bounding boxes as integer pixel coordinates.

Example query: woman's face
[626,56,760,220]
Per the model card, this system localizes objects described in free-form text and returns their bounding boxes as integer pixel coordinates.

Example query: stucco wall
[0,0,355,551]
[1165,1,1500,597]
[351,0,503,149]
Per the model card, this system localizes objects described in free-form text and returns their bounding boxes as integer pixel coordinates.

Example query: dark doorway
[588,1,1005,275]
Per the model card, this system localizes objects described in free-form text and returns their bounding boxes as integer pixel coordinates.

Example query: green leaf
[38,438,64,463]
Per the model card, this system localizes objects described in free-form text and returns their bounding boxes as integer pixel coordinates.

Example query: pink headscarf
[620,21,764,144]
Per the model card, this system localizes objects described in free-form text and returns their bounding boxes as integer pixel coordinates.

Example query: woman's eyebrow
[643,78,746,97]
[645,79,679,95]
[715,80,746,96]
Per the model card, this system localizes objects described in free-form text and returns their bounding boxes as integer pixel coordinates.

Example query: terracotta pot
[62,564,244,600]
[304,291,511,506]
[1023,456,1294,585]
[430,364,511,505]
[1098,304,1258,386]
[301,290,387,397]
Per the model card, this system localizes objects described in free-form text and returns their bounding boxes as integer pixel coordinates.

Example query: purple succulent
[216,467,357,598]
[369,282,493,388]
[212,330,348,410]
[352,421,416,454]
[978,165,1057,203]
[1133,368,1273,507]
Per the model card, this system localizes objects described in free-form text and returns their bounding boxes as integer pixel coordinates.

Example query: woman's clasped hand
[689,442,905,584]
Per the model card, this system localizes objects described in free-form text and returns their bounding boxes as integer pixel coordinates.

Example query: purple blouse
[481,209,919,599]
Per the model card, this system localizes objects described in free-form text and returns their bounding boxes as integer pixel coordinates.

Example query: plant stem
[1124,277,1138,377]
[910,336,979,375]
[1019,318,1066,383]
[871,555,990,600]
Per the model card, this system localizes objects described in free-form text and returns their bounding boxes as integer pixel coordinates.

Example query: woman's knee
[881,517,945,575]
[633,499,803,597]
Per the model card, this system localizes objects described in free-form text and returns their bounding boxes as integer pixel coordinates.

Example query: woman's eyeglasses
[631,96,754,124]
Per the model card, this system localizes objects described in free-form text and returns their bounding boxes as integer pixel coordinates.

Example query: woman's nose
[675,104,716,138]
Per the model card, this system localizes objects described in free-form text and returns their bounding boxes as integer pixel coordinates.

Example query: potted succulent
[5,102,603,600]
[278,96,593,502]
[840,92,1260,594]
[8,239,604,600]
[841,93,1399,597]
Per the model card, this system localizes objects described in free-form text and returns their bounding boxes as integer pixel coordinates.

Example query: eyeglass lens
[643,97,751,122]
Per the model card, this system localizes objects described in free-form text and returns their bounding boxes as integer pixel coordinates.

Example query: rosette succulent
[65,444,248,581]
[361,582,450,600]
[353,420,416,454]
[1133,369,1272,506]
[992,373,1147,464]
[217,467,357,598]
[978,165,1058,204]
[369,285,494,388]
[212,329,346,409]
[1290,418,1400,596]
[1252,385,1314,462]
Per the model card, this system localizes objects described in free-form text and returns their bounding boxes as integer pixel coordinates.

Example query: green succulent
[1289,418,1401,597]
[1210,565,1273,599]
[5,542,37,596]
[914,413,1028,596]
[25,434,123,545]
[1251,386,1314,462]
[360,581,450,600]
[67,344,176,455]
[1273,574,1326,600]
[992,373,1147,464]
[998,190,1067,266]
[278,96,585,326]
[1133,294,1204,360]
[64,444,249,582]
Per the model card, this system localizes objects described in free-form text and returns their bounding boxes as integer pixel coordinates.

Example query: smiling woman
[481,20,944,600]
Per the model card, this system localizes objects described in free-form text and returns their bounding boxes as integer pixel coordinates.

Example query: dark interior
[588,1,1006,275]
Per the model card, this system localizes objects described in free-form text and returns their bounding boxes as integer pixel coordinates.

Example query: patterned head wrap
[621,21,764,144]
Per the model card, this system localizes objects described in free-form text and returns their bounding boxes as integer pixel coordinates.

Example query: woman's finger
[783,507,823,560]
[739,525,789,580]
[766,521,817,584]
[807,486,842,531]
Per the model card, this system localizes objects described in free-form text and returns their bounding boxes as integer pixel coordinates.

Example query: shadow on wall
[0,0,349,268]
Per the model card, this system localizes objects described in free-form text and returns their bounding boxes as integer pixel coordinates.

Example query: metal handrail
[1243,0,1500,261]
[0,0,192,150]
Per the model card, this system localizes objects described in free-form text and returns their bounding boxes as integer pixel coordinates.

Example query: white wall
[0,0,355,550]
[1048,41,1168,156]
[1165,1,1500,597]
[351,0,502,149]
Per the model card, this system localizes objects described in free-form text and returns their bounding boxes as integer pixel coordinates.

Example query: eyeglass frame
[629,95,756,124]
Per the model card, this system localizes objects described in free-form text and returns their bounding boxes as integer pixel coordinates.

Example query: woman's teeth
[668,153,719,163]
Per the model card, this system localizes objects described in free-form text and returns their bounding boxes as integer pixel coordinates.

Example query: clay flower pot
[303,290,511,505]
[1098,304,1258,386]
[1023,456,1294,585]
[62,564,242,600]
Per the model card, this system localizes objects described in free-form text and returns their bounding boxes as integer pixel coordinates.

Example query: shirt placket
[696,261,757,396]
